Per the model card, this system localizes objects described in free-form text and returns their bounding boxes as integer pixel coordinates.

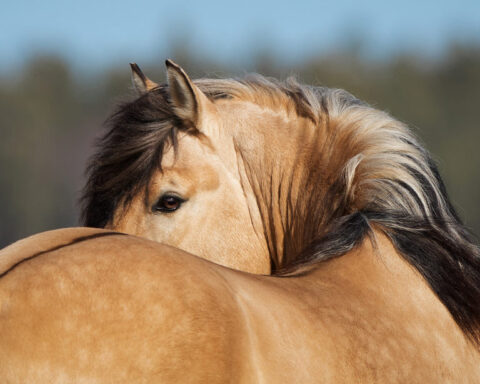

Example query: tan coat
[1,227,479,382]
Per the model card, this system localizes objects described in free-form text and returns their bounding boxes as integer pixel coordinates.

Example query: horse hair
[81,75,480,344]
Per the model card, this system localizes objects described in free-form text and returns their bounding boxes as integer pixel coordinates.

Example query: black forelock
[81,86,179,227]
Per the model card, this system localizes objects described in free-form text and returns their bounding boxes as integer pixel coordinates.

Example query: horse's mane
[81,75,480,344]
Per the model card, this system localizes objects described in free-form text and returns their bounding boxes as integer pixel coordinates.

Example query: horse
[1,60,480,382]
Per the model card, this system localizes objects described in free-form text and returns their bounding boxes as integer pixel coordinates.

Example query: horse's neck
[298,231,476,372]
[253,230,478,379]
[306,231,454,325]
[224,231,478,381]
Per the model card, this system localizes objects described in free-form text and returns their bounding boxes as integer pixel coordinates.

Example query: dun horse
[1,60,480,382]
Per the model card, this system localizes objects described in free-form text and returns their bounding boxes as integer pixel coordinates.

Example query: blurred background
[1,0,479,247]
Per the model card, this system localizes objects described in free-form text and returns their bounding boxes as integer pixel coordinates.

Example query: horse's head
[82,61,279,274]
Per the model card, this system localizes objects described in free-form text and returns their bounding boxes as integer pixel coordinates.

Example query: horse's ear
[130,63,158,94]
[165,59,210,128]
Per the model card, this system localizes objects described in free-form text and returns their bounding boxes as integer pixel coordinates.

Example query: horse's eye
[153,195,185,213]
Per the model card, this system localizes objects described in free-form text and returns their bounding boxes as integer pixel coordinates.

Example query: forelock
[81,87,178,227]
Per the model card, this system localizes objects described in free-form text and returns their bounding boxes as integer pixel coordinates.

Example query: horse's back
[0,227,109,276]
[0,229,329,382]
[0,228,248,383]
[1,229,480,383]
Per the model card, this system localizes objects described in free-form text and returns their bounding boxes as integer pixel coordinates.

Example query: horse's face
[112,132,270,274]
[110,62,270,274]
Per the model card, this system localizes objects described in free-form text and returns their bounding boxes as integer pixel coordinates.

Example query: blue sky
[1,0,479,72]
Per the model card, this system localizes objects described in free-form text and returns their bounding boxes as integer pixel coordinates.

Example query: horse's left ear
[130,63,158,94]
[165,59,211,129]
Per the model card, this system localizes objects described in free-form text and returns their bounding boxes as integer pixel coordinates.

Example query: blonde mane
[196,76,456,232]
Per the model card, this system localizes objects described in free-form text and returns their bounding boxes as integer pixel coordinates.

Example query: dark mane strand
[81,86,178,227]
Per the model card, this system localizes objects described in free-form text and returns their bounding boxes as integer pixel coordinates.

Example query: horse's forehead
[160,134,211,168]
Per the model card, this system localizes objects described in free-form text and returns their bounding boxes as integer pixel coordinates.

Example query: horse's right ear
[165,59,212,130]
[130,63,158,94]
